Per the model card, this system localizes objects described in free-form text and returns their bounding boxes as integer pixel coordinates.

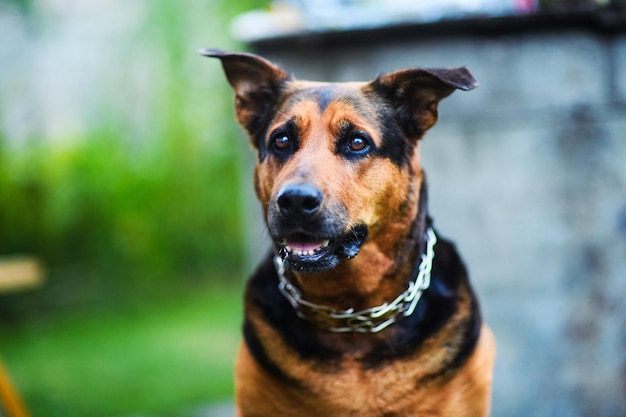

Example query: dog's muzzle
[268,183,368,273]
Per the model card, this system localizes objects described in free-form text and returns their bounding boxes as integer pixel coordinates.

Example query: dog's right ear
[200,49,291,142]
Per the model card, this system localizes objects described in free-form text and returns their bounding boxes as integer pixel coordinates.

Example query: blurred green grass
[0,0,267,415]
[0,284,243,417]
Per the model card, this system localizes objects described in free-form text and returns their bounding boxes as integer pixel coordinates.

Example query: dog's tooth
[308,250,314,256]
[285,245,292,253]
[322,240,330,247]
[295,250,302,256]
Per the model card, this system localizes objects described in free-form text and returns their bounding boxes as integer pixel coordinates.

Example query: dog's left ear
[369,67,478,140]
[200,49,291,143]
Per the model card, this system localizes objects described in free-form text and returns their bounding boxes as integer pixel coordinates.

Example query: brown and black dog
[202,49,496,417]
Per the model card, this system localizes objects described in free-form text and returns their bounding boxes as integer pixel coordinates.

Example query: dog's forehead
[278,80,378,121]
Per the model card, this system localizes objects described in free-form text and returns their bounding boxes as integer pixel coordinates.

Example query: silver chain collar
[275,227,437,333]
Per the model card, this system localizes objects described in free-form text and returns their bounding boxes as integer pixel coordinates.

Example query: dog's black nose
[277,184,322,219]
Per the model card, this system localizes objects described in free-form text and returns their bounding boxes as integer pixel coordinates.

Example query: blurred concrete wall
[242,15,626,417]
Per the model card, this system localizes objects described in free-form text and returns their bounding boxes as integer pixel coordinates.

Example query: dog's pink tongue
[286,240,324,252]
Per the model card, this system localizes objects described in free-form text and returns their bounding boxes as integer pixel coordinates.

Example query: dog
[201,49,496,417]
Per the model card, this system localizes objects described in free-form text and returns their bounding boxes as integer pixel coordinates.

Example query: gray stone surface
[244,25,626,416]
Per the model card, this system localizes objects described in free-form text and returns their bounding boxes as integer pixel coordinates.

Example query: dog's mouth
[275,224,368,273]
[284,234,332,258]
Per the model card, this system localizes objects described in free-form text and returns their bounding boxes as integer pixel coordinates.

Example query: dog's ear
[369,67,477,140]
[200,49,291,142]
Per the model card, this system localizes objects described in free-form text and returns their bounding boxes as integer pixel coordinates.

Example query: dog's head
[203,50,476,273]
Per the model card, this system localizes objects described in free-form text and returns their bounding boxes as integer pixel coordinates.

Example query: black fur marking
[242,319,298,384]
[250,78,291,162]
[367,79,429,144]
[338,223,369,259]
[377,113,413,167]
[314,86,339,112]
[450,292,482,370]
[333,121,374,160]
[361,94,414,167]
[255,130,268,162]
[411,291,482,385]
[395,100,426,140]
[267,118,301,163]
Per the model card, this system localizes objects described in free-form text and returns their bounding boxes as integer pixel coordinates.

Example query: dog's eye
[348,136,370,153]
[274,135,291,151]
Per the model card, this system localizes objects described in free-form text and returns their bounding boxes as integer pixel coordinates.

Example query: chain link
[275,227,437,333]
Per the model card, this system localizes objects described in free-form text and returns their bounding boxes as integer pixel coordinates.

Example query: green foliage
[0,0,31,12]
[0,0,269,313]
[0,106,248,313]
[1,130,243,308]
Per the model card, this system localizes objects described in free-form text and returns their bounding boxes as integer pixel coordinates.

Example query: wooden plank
[0,258,44,294]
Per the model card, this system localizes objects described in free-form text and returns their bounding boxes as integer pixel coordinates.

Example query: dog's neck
[284,172,431,316]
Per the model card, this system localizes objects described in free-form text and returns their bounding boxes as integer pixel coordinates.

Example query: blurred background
[0,0,625,416]
[0,0,261,416]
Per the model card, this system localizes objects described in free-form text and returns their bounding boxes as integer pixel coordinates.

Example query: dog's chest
[284,355,444,414]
